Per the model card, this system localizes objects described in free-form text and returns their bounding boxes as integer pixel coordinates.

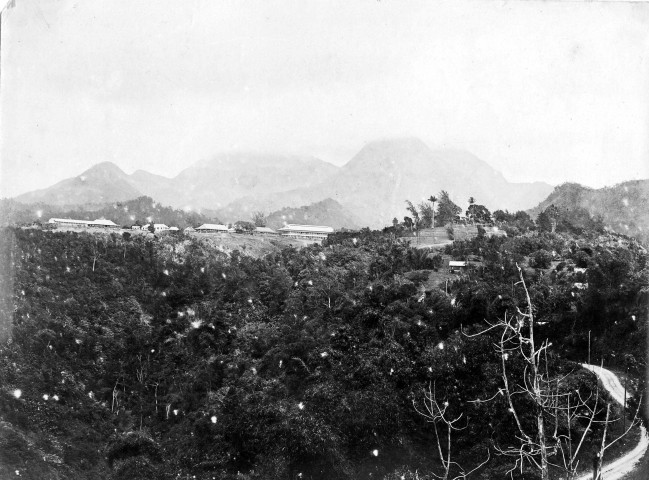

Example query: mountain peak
[345,137,436,172]
[84,161,125,173]
[361,137,431,153]
[79,162,128,181]
[14,161,140,206]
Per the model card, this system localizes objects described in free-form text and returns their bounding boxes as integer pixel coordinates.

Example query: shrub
[446,225,454,240]
[529,249,552,269]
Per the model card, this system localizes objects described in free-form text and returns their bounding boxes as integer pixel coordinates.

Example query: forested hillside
[0,223,646,479]
[529,180,649,244]
[264,198,362,230]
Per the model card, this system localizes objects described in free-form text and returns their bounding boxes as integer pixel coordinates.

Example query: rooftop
[91,219,118,226]
[196,223,229,231]
[278,224,334,233]
[49,218,89,224]
[255,226,277,233]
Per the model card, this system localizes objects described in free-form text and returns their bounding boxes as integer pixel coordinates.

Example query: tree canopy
[0,219,645,480]
[435,191,462,226]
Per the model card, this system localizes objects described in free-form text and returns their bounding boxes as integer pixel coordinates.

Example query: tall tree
[405,200,421,243]
[418,201,434,229]
[537,206,560,233]
[234,220,255,233]
[466,204,492,225]
[545,205,560,233]
[428,195,438,229]
[436,191,462,226]
[251,211,267,227]
[467,197,475,224]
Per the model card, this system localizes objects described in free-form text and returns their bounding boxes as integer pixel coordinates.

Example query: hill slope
[15,162,142,206]
[265,198,362,230]
[528,180,649,243]
[163,153,340,210]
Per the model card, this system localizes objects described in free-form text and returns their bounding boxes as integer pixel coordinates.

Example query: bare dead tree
[592,395,642,480]
[414,382,490,480]
[465,266,554,479]
[112,378,123,414]
[92,239,99,272]
[550,382,602,479]
[465,266,641,480]
[91,235,104,272]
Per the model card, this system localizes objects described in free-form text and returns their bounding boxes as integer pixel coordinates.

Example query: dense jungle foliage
[0,224,646,479]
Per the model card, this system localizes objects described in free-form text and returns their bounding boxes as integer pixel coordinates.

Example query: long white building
[48,218,119,229]
[277,224,334,240]
[195,223,233,233]
[139,223,170,232]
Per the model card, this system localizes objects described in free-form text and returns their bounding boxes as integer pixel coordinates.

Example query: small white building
[196,223,230,233]
[141,223,170,232]
[277,224,334,240]
[449,260,467,273]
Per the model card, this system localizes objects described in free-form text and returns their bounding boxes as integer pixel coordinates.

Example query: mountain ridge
[12,138,554,229]
[528,180,649,243]
[219,138,553,227]
[265,198,362,230]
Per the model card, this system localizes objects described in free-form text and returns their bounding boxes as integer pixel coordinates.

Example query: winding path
[575,363,648,480]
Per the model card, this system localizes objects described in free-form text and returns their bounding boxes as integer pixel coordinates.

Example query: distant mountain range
[214,138,554,227]
[528,180,649,243]
[12,137,555,228]
[15,154,337,211]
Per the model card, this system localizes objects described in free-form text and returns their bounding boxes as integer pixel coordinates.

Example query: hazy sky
[1,0,648,197]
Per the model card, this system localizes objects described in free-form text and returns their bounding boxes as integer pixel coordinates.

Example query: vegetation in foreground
[0,205,646,479]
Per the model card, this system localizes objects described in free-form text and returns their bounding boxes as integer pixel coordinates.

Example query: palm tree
[428,196,437,227]
[405,200,421,244]
[428,195,437,243]
[468,197,476,224]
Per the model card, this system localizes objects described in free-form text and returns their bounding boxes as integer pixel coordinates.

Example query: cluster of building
[47,218,334,240]
[131,224,179,232]
[193,223,334,240]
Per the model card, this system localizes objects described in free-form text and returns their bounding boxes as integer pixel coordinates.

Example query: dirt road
[575,363,649,480]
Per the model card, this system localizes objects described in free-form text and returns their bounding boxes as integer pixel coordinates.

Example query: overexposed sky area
[1,0,648,197]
